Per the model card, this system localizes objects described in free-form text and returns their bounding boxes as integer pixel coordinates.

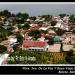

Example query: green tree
[7,31,13,36]
[0,26,9,42]
[11,13,16,17]
[22,13,29,20]
[13,45,18,51]
[51,21,57,26]
[69,15,75,22]
[55,28,66,36]
[17,24,22,29]
[41,15,52,21]
[22,23,30,29]
[70,56,75,64]
[59,14,66,18]
[47,37,54,45]
[40,30,48,34]
[16,12,29,24]
[65,49,74,63]
[7,25,14,31]
[0,10,11,17]
[16,12,29,20]
[16,33,23,44]
[2,36,8,40]
[0,45,7,53]
[16,13,22,18]
[29,16,36,21]
[54,60,68,64]
[28,30,41,37]
[8,50,53,64]
[15,18,24,24]
[66,49,73,56]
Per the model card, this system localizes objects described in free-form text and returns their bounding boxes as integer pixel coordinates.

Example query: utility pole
[60,40,63,52]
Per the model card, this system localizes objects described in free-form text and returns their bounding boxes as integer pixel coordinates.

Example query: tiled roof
[8,35,16,38]
[22,40,48,48]
[7,47,13,52]
[0,40,10,46]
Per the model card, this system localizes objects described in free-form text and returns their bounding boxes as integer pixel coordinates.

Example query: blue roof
[54,36,60,42]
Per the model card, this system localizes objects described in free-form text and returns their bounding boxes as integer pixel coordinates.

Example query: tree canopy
[69,15,75,22]
[55,28,66,36]
[22,23,30,29]
[0,45,7,53]
[47,37,54,45]
[16,12,29,20]
[16,33,23,43]
[0,10,11,17]
[51,21,57,26]
[28,30,41,37]
[29,16,36,21]
[13,45,18,51]
[41,15,52,21]
[59,14,66,18]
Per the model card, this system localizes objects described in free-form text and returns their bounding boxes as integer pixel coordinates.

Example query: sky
[0,3,75,16]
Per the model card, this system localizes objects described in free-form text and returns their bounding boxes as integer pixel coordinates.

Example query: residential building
[22,40,49,51]
[7,35,17,45]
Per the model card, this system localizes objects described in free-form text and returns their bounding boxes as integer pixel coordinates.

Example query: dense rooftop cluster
[0,10,75,64]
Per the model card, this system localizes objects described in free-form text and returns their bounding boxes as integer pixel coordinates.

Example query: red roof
[0,40,10,46]
[22,40,48,48]
[7,47,13,52]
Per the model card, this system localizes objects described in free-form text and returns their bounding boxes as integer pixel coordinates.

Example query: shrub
[0,45,7,53]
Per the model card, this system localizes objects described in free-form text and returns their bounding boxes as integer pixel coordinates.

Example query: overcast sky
[0,3,75,16]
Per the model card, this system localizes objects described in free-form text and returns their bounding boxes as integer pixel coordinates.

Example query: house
[3,20,9,26]
[7,47,14,53]
[0,16,5,21]
[2,26,9,29]
[21,24,24,26]
[22,40,49,51]
[30,23,38,27]
[0,40,14,52]
[35,16,41,22]
[26,18,30,21]
[63,16,69,23]
[54,21,69,31]
[37,37,45,41]
[60,33,75,45]
[41,18,45,21]
[53,35,60,42]
[60,33,71,44]
[7,35,17,45]
[54,21,64,29]
[39,26,50,31]
[0,40,10,47]
[12,26,19,32]
[12,27,19,32]
[22,32,29,40]
[45,34,52,39]
[52,16,60,21]
[42,22,50,27]
[48,29,56,35]
[35,17,45,22]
